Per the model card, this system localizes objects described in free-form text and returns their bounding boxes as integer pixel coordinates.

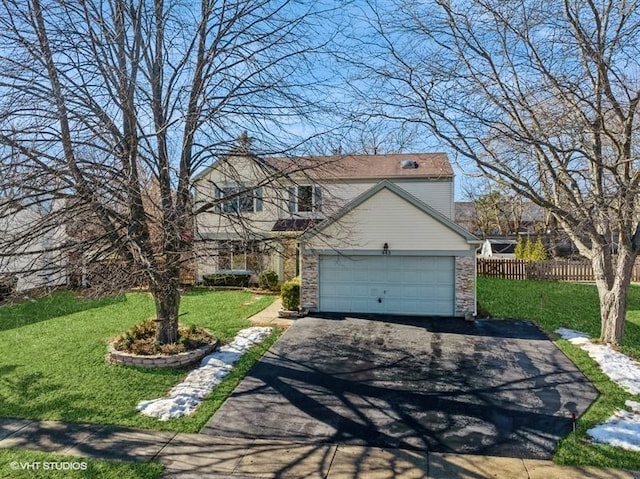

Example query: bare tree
[460,182,524,237]
[350,0,640,344]
[0,0,337,343]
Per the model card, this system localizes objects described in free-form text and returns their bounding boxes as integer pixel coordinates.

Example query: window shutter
[288,186,296,213]
[213,186,223,213]
[314,186,322,212]
[255,187,263,212]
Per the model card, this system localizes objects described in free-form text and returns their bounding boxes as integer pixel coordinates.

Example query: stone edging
[107,341,219,368]
[277,309,307,319]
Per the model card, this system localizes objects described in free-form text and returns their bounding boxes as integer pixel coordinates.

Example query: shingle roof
[486,239,517,254]
[265,153,453,180]
[454,201,546,223]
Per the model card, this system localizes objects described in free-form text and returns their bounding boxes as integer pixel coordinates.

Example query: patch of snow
[137,326,272,421]
[555,327,590,344]
[555,328,640,395]
[587,400,640,452]
[556,327,640,451]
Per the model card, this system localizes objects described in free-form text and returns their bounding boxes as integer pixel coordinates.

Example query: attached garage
[319,255,455,316]
[300,180,480,318]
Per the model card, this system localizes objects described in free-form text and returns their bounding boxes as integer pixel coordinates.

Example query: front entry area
[318,255,455,316]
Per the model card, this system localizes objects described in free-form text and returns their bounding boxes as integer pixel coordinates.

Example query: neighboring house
[479,239,517,258]
[0,201,67,292]
[194,152,480,317]
[454,201,547,237]
[456,201,580,258]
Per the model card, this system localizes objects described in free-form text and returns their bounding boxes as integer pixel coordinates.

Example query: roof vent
[400,159,419,169]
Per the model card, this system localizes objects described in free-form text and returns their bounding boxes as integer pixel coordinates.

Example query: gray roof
[454,201,546,223]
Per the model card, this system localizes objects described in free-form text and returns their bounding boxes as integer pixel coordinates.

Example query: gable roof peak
[303,179,479,244]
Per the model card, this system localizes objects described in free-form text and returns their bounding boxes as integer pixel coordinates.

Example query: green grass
[0,449,163,479]
[0,290,275,432]
[478,277,640,469]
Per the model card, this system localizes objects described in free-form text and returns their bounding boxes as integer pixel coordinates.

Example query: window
[297,185,313,212]
[288,185,321,213]
[218,241,263,271]
[218,186,262,214]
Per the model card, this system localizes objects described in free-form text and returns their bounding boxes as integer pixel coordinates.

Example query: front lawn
[0,449,163,479]
[478,277,640,470]
[0,290,275,432]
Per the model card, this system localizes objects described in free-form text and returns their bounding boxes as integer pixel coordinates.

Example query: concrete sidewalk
[247,297,294,329]
[1,418,638,478]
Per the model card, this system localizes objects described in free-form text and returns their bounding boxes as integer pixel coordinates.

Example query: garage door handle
[378,297,382,303]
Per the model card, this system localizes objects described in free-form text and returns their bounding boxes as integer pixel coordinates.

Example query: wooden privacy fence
[477,258,640,282]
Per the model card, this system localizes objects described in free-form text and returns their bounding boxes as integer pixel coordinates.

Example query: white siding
[321,179,453,219]
[307,188,469,251]
[393,180,453,218]
[193,157,455,239]
[0,207,67,291]
[194,157,283,235]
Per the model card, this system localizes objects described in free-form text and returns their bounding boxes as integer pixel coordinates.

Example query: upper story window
[288,185,321,213]
[297,185,313,212]
[216,185,263,214]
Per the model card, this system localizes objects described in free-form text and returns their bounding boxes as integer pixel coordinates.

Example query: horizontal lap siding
[307,189,469,251]
[322,180,453,219]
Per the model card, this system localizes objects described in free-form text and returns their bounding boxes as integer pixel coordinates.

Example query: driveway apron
[202,315,597,459]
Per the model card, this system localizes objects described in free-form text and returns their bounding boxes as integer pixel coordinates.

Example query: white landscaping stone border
[137,326,273,421]
[556,327,640,451]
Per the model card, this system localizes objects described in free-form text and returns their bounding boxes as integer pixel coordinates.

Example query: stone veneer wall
[302,252,475,316]
[281,239,298,281]
[300,252,319,310]
[455,256,476,317]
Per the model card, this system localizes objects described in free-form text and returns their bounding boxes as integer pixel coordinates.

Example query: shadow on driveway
[203,315,597,459]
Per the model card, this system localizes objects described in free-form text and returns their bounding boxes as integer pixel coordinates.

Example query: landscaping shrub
[0,276,16,302]
[515,235,548,262]
[258,270,279,290]
[202,272,250,287]
[514,236,525,259]
[113,318,216,355]
[281,276,300,311]
[531,237,548,261]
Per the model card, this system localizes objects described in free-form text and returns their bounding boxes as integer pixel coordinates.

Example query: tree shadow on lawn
[0,292,125,332]
[0,366,103,424]
[621,312,640,360]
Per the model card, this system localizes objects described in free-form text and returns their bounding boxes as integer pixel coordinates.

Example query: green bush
[202,273,250,287]
[514,236,525,259]
[258,270,279,290]
[531,237,548,261]
[0,275,16,302]
[281,276,301,311]
[515,236,548,262]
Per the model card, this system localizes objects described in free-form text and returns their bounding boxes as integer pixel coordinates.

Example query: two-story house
[193,151,480,317]
[0,200,67,293]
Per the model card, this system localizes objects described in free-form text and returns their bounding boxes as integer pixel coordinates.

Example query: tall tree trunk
[152,276,180,344]
[592,247,635,345]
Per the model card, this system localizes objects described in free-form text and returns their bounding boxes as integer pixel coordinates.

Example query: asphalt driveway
[202,315,597,459]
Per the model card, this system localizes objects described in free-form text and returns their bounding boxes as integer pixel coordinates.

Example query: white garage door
[318,255,455,316]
